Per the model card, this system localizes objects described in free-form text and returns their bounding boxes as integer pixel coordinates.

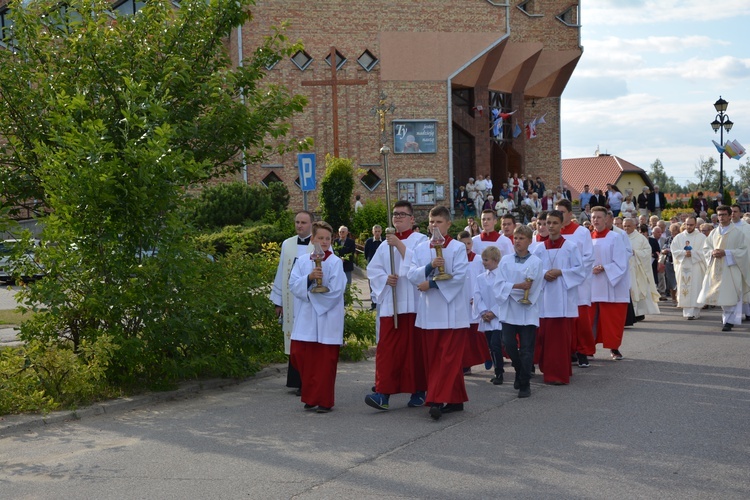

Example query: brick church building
[237,0,582,212]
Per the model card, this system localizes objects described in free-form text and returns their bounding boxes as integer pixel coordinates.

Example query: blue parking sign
[297,153,316,192]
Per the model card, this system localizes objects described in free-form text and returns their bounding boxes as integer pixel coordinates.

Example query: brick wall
[234,0,580,213]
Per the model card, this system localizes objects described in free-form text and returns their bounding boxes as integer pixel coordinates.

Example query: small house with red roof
[562,153,653,202]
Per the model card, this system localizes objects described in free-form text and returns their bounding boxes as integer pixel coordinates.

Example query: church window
[360,169,382,192]
[357,50,379,72]
[291,50,313,71]
[261,171,283,187]
[556,5,579,26]
[517,0,541,17]
[324,49,346,70]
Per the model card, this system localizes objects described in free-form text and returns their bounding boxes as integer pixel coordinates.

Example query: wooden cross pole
[301,46,368,157]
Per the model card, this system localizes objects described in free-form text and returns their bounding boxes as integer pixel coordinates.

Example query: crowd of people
[270,191,750,419]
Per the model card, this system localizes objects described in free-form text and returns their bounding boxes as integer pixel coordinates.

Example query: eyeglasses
[392,212,412,218]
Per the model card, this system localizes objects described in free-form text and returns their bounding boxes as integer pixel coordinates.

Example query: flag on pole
[513,123,522,138]
[526,119,537,139]
[536,113,547,125]
[712,139,725,154]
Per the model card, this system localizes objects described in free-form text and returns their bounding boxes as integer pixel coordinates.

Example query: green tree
[647,158,681,193]
[319,155,355,232]
[693,156,719,192]
[0,0,309,387]
[735,157,750,189]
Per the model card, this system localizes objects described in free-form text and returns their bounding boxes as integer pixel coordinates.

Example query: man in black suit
[590,188,608,208]
[647,185,667,217]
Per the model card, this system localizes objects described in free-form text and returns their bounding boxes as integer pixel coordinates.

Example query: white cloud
[574,55,750,82]
[584,0,750,25]
[588,35,729,54]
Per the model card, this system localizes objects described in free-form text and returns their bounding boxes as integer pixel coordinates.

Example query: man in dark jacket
[647,185,667,217]
[637,187,649,216]
[335,225,356,286]
[590,188,608,208]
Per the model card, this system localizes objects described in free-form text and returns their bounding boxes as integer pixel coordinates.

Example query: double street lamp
[711,96,733,203]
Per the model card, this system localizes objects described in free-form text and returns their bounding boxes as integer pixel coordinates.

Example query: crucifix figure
[370,92,396,144]
[301,46,368,157]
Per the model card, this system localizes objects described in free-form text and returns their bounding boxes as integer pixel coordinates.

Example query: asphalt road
[1,304,749,499]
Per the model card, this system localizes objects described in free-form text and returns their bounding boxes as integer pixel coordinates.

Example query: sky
[560,0,750,187]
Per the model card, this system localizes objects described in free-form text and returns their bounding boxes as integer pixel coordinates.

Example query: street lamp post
[711,96,733,203]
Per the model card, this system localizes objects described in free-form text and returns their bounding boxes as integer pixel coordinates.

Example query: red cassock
[421,328,469,405]
[375,313,427,395]
[290,341,340,409]
[537,318,574,384]
[588,302,628,349]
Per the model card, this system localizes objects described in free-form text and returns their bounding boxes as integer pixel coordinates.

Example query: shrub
[184,181,290,229]
[320,155,355,232]
[0,337,117,414]
[196,224,287,255]
[351,199,388,239]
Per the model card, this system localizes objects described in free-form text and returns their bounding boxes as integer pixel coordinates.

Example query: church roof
[562,155,652,199]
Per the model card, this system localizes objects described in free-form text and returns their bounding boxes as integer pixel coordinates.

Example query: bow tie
[297,237,311,245]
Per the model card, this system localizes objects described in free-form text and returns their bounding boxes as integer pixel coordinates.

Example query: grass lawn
[0,309,28,326]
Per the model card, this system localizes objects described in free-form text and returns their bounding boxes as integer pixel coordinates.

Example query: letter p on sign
[297,153,316,192]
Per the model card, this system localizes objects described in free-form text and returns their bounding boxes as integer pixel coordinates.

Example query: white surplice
[532,239,585,318]
[474,268,502,332]
[698,224,750,307]
[289,254,347,346]
[493,254,544,326]
[408,238,470,330]
[591,230,630,303]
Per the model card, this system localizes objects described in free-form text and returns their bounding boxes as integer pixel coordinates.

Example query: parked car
[0,239,45,284]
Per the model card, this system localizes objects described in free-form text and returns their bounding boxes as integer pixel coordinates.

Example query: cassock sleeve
[289,257,312,303]
[407,243,430,286]
[670,235,686,265]
[559,246,586,290]
[525,257,545,304]
[308,257,347,316]
[367,243,391,305]
[494,260,516,304]
[473,274,489,316]
[602,237,630,287]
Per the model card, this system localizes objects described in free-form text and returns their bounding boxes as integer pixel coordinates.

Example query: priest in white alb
[623,218,660,318]
[670,217,707,320]
[698,205,750,332]
[270,210,313,392]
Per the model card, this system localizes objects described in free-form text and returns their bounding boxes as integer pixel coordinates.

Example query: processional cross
[301,46,368,157]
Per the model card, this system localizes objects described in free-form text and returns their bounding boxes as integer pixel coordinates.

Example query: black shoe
[577,353,590,368]
[722,323,734,332]
[429,405,443,420]
[518,386,531,398]
[571,353,578,363]
[316,406,332,413]
[295,388,302,396]
[610,349,623,360]
[441,403,464,414]
[371,385,376,392]
[304,404,316,411]
[635,315,645,322]
[462,367,472,375]
[513,373,521,390]
[490,374,503,385]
